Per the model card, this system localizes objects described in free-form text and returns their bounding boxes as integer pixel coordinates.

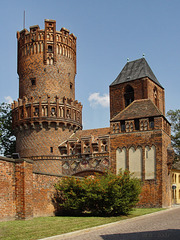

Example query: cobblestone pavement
[41,206,180,240]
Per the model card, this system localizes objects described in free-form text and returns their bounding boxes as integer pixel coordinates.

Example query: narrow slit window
[149,117,154,129]
[31,78,36,86]
[50,147,53,153]
[120,120,125,132]
[135,119,139,130]
[48,45,53,53]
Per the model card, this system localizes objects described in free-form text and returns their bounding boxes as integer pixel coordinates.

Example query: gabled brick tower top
[110,58,165,119]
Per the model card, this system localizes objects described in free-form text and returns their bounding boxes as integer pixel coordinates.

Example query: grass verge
[0,208,164,240]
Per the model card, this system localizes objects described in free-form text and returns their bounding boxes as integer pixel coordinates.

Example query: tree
[167,109,180,158]
[0,102,16,156]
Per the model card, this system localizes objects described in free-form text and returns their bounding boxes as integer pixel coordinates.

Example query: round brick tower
[12,19,82,165]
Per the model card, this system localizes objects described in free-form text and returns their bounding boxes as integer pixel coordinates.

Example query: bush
[54,170,141,216]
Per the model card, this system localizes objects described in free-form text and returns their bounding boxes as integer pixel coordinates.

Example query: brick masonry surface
[110,78,165,119]
[0,20,174,221]
[0,156,62,221]
[110,127,171,208]
[0,157,16,221]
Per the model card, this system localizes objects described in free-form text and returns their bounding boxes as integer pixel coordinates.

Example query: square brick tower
[109,58,173,207]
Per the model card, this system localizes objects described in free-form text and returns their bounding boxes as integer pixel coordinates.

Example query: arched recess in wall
[124,85,134,107]
[145,145,156,180]
[116,147,126,175]
[153,86,158,107]
[129,146,142,179]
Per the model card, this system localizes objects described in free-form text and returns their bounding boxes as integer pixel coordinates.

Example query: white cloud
[88,92,109,108]
[4,96,13,104]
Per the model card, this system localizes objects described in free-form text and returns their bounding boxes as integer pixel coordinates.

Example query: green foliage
[0,102,16,156]
[167,109,180,158]
[55,170,141,216]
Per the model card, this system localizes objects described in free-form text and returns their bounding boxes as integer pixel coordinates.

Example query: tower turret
[12,20,82,169]
[17,19,77,101]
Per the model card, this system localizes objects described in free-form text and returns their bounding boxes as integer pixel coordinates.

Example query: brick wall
[16,125,73,158]
[0,156,63,221]
[0,157,34,221]
[33,172,62,217]
[0,157,16,221]
[147,79,165,115]
[15,159,33,219]
[110,128,171,207]
[18,54,76,102]
[110,78,165,119]
[161,131,172,207]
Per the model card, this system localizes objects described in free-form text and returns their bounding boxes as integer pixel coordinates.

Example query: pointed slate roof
[110,99,163,122]
[110,58,163,88]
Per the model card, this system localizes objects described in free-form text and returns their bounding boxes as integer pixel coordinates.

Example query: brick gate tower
[12,20,82,173]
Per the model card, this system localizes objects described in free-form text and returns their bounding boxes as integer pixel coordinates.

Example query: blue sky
[0,0,179,130]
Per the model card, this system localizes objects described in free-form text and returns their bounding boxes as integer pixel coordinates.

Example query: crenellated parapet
[12,95,82,131]
[17,19,77,102]
[17,19,76,70]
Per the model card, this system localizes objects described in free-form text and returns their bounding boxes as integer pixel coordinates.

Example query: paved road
[42,206,180,240]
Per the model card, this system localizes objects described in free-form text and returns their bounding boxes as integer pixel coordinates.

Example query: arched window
[124,85,134,107]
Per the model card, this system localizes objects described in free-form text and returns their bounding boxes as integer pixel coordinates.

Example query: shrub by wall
[55,170,141,216]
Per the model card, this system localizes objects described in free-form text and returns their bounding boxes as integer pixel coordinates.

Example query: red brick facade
[0,156,63,221]
[12,19,82,168]
[0,20,174,221]
[110,78,165,119]
[0,157,16,221]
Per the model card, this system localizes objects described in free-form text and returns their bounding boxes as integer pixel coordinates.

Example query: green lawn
[0,208,164,240]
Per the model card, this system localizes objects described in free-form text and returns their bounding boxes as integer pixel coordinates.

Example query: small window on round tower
[48,45,53,53]
[70,82,73,89]
[31,78,36,86]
